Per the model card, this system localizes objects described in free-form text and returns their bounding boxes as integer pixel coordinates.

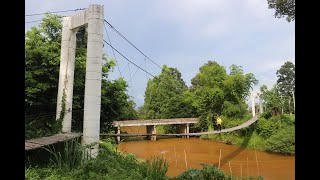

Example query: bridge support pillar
[82,4,104,158]
[180,123,189,139]
[147,125,157,141]
[56,16,77,133]
[251,92,255,117]
[117,126,121,143]
[186,123,189,139]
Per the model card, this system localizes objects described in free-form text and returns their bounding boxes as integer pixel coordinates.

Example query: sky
[25,0,295,108]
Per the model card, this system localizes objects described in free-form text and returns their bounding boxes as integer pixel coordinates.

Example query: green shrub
[176,164,263,180]
[260,112,272,119]
[279,114,295,126]
[256,118,277,138]
[26,139,169,180]
[265,126,295,154]
[138,156,169,180]
[43,138,84,171]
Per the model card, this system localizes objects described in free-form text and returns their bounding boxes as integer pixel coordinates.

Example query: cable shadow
[214,125,256,167]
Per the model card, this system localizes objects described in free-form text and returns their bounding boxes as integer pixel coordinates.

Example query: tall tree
[191,61,225,130]
[276,61,295,114]
[267,0,295,22]
[25,14,64,138]
[143,65,189,119]
[259,85,284,116]
[190,61,257,130]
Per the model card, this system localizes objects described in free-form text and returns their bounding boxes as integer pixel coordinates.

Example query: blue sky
[26,0,295,108]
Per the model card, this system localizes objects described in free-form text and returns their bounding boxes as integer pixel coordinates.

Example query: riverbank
[200,114,295,155]
[26,139,264,180]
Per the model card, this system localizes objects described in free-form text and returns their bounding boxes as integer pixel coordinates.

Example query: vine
[56,88,66,132]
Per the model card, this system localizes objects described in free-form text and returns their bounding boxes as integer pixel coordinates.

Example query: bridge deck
[113,118,198,127]
[25,133,82,151]
[103,115,258,136]
[25,116,258,150]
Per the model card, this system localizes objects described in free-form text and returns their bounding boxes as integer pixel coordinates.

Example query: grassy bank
[26,138,263,180]
[200,114,295,155]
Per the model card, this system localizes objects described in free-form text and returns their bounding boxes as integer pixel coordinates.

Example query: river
[117,127,295,180]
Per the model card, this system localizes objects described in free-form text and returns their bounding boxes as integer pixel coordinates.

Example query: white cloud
[245,0,274,18]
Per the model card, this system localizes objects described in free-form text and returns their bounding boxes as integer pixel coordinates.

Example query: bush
[265,126,295,154]
[177,165,225,180]
[279,114,295,126]
[138,157,169,180]
[175,164,263,180]
[256,118,277,138]
[26,140,169,180]
[260,112,272,119]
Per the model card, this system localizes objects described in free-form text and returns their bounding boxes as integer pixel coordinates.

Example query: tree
[25,14,64,139]
[191,61,227,118]
[276,61,295,114]
[190,61,257,130]
[267,0,295,22]
[143,65,189,119]
[259,85,284,116]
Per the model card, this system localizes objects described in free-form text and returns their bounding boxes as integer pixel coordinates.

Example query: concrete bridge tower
[56,4,104,157]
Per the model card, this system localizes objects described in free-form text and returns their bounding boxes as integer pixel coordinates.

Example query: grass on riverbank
[26,138,263,180]
[26,138,169,180]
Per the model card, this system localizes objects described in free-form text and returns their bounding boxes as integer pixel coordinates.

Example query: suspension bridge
[25,5,259,153]
[25,115,258,150]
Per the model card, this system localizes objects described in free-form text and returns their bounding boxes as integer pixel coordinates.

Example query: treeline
[139,62,258,132]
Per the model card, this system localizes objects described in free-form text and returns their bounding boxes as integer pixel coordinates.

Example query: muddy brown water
[118,126,294,180]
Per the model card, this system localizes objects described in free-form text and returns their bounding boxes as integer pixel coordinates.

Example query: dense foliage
[175,164,263,180]
[267,0,295,22]
[26,140,169,180]
[259,61,295,116]
[143,65,190,119]
[140,61,258,133]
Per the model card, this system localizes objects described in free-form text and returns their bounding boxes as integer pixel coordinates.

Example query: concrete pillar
[147,125,157,141]
[180,124,189,139]
[186,123,189,139]
[56,16,77,133]
[117,126,121,143]
[259,96,263,114]
[251,92,255,117]
[82,4,104,157]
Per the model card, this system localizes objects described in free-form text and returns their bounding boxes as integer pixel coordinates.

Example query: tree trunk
[292,91,295,114]
[288,98,291,116]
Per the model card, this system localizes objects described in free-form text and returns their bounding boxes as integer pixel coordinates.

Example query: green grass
[26,139,170,180]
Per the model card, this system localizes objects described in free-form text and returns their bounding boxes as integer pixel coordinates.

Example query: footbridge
[113,118,198,141]
[103,115,259,142]
[25,116,258,150]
